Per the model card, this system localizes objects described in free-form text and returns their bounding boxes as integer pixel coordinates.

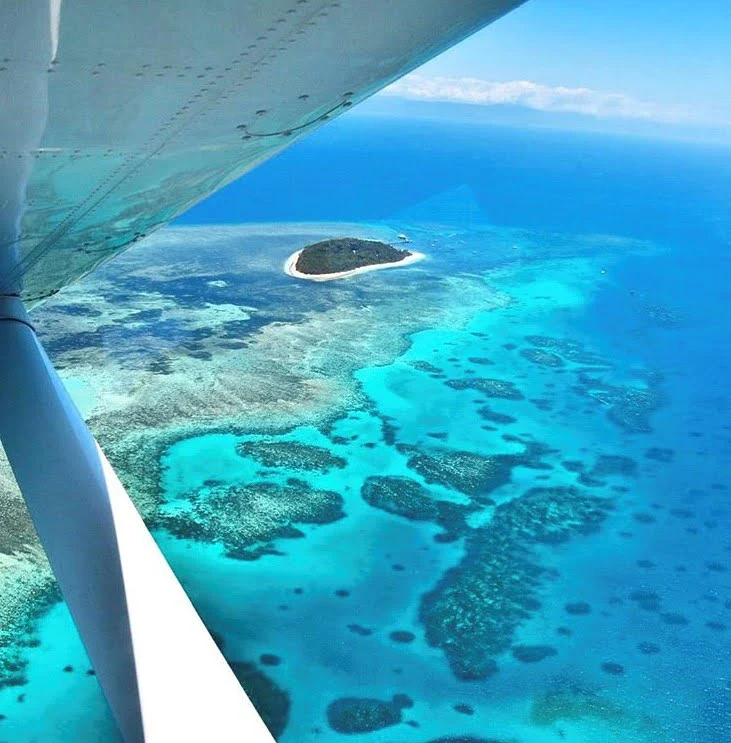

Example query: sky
[378,0,730,137]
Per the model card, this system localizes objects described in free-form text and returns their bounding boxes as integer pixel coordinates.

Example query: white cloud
[381,74,691,123]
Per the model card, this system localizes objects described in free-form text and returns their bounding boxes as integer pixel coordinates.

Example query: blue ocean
[1,110,729,741]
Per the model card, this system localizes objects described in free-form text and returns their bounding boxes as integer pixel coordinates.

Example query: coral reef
[590,455,637,478]
[523,336,609,367]
[644,447,675,462]
[575,371,665,434]
[565,602,592,615]
[326,694,412,734]
[531,680,656,737]
[402,447,526,503]
[162,481,344,559]
[476,407,517,425]
[236,440,346,472]
[519,348,565,368]
[0,453,61,690]
[420,487,614,680]
[407,360,442,374]
[360,476,472,539]
[389,630,416,644]
[446,377,524,400]
[511,645,557,663]
[228,661,290,739]
[601,662,625,675]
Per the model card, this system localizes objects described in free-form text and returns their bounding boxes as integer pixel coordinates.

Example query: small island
[284,237,425,281]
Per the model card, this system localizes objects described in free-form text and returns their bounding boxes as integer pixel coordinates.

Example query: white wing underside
[0,0,523,304]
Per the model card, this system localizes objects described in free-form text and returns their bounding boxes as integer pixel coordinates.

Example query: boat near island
[284,237,425,281]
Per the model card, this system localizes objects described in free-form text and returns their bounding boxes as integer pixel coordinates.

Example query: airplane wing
[1,0,523,306]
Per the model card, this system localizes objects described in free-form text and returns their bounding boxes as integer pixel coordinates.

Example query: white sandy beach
[284,248,426,281]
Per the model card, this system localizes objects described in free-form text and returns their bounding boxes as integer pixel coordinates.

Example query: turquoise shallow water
[1,220,729,742]
[0,117,729,741]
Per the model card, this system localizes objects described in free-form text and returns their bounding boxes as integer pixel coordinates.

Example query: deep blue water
[179,114,731,244]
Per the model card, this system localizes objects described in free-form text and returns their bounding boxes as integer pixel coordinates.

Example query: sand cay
[284,245,426,281]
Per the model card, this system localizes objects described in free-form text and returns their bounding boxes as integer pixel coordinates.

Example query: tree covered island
[286,238,424,281]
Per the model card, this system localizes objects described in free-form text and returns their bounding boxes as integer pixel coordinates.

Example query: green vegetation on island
[295,238,412,275]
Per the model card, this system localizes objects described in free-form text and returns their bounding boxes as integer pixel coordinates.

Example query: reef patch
[236,440,346,472]
[326,694,412,734]
[420,486,614,680]
[162,481,344,559]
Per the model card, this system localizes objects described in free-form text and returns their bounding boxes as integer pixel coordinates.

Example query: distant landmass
[285,238,424,281]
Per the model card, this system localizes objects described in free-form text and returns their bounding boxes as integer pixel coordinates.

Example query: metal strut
[0,295,273,742]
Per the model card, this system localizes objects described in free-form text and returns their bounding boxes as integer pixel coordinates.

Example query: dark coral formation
[0,656,28,691]
[0,578,60,691]
[630,296,684,328]
[561,460,585,473]
[706,621,726,632]
[361,476,473,539]
[326,694,411,734]
[295,238,411,275]
[519,348,565,368]
[446,377,524,400]
[162,481,344,559]
[590,455,637,478]
[605,385,665,434]
[260,654,282,667]
[407,360,442,374]
[644,447,675,463]
[629,590,661,612]
[0,497,40,556]
[523,335,609,367]
[575,371,665,434]
[511,645,557,663]
[565,601,591,615]
[454,703,474,715]
[505,487,611,544]
[389,630,416,644]
[477,406,517,425]
[229,661,291,739]
[401,444,544,503]
[660,612,688,626]
[347,624,373,636]
[420,486,614,680]
[236,440,346,472]
[600,661,625,675]
[520,335,665,433]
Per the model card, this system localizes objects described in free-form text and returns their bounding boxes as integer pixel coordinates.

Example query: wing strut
[0,296,274,743]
